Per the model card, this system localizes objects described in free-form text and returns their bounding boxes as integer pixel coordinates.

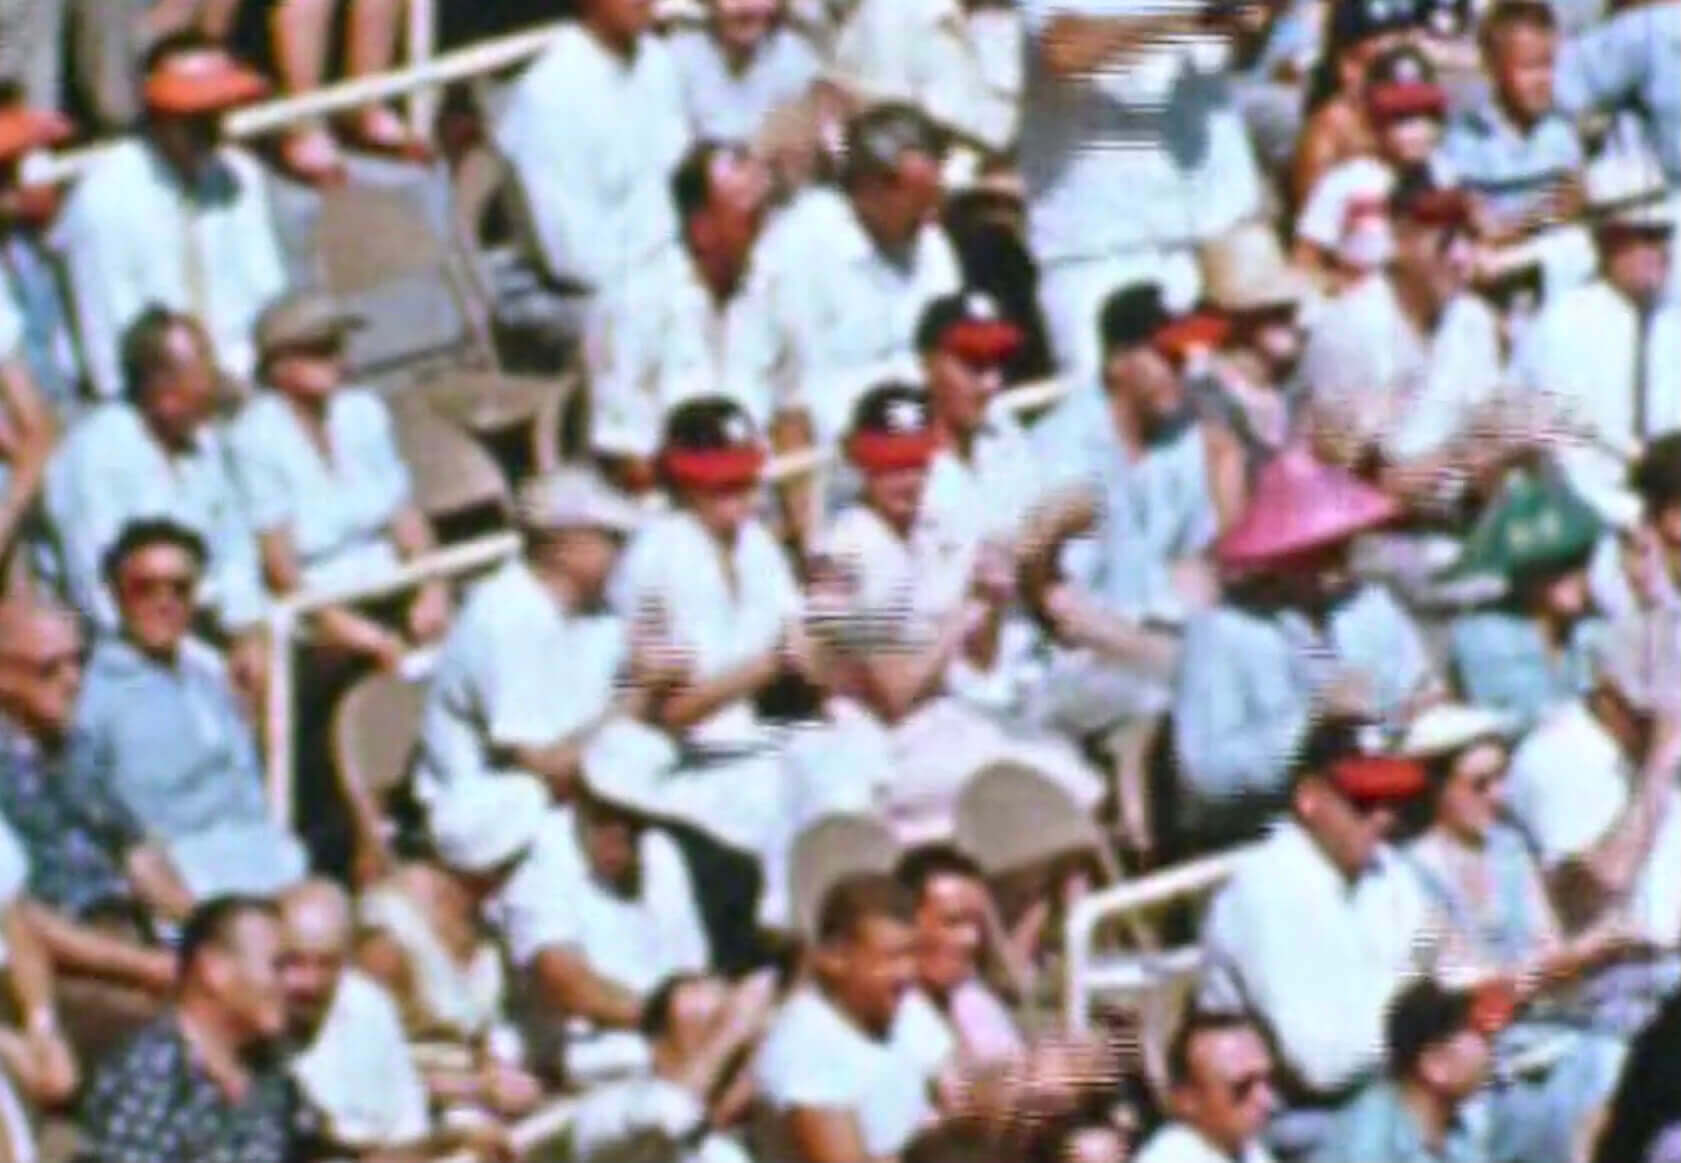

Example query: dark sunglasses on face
[121,573,196,600]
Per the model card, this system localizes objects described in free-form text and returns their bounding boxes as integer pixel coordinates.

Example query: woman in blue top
[1400,705,1630,1163]
[1447,472,1605,730]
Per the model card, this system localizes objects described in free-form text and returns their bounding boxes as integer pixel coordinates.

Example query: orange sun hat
[144,50,270,117]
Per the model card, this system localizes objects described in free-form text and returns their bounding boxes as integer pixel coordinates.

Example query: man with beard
[1173,450,1442,847]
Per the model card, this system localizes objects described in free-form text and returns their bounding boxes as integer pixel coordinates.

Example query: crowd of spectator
[0,0,1673,1159]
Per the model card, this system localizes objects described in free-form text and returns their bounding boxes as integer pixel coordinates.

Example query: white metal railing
[1063,848,1245,1032]
[262,378,1071,824]
[438,1095,578,1163]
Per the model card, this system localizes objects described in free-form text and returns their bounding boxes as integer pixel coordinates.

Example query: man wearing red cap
[612,396,877,940]
[1173,448,1441,844]
[1199,719,1437,1161]
[815,382,1101,845]
[53,31,287,400]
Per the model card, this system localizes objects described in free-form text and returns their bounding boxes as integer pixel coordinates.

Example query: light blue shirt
[1555,2,1681,182]
[42,402,265,633]
[226,388,411,595]
[1449,610,1600,731]
[1313,1080,1489,1163]
[667,24,820,141]
[1173,584,1433,807]
[1440,104,1584,222]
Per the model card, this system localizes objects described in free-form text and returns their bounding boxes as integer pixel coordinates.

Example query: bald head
[0,599,84,739]
[279,879,352,1040]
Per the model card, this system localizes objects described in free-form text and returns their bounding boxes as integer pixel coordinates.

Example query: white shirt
[291,970,431,1150]
[495,24,691,295]
[1199,820,1434,1096]
[588,248,781,458]
[52,140,286,398]
[922,407,1045,549]
[754,988,953,1162]
[1515,279,1681,525]
[833,0,1023,152]
[496,807,709,982]
[762,187,961,442]
[1507,701,1681,948]
[611,510,802,750]
[1017,0,1261,265]
[0,813,30,968]
[43,402,265,632]
[226,388,412,595]
[667,24,821,142]
[1300,273,1504,462]
[571,1076,751,1163]
[1135,1124,1277,1163]
[1295,156,1396,270]
[416,558,626,804]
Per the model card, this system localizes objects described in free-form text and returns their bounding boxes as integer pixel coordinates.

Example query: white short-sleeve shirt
[495,807,710,983]
[291,970,431,1150]
[227,388,411,594]
[416,558,626,803]
[611,510,802,749]
[754,987,953,1162]
[1507,701,1681,947]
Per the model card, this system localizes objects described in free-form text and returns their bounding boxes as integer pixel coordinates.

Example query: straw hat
[1398,705,1520,761]
[515,468,645,535]
[432,775,549,875]
[1213,448,1401,570]
[577,720,678,818]
[1585,150,1672,231]
[1199,222,1316,315]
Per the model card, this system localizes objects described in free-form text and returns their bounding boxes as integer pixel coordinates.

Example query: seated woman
[356,778,543,1121]
[227,290,451,672]
[817,383,1103,847]
[1448,473,1604,730]
[1398,704,1631,1163]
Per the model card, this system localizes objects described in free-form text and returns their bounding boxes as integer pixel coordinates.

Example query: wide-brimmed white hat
[432,775,549,874]
[577,720,677,818]
[1398,705,1520,760]
[515,468,645,535]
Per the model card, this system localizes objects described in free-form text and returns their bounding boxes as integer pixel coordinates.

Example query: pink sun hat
[1214,447,1401,570]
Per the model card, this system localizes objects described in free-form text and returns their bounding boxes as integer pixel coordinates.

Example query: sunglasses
[120,572,196,600]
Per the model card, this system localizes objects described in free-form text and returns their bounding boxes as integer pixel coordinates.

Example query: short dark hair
[671,139,740,225]
[638,972,708,1041]
[1166,1010,1265,1087]
[1481,0,1556,51]
[101,518,208,588]
[1634,432,1681,509]
[895,844,983,906]
[1387,979,1475,1078]
[143,29,221,77]
[120,305,203,403]
[1288,716,1375,789]
[843,103,941,187]
[178,895,279,977]
[816,872,915,945]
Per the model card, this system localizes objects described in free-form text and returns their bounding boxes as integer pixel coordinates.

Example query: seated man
[0,599,185,1028]
[1174,450,1439,844]
[587,141,780,482]
[282,879,510,1160]
[43,308,266,690]
[1314,980,1502,1162]
[1023,283,1244,750]
[495,754,711,1084]
[570,971,778,1163]
[228,290,451,671]
[668,0,821,142]
[818,383,1102,845]
[1134,1011,1279,1163]
[1199,720,1436,1160]
[896,845,1023,1066]
[754,873,959,1162]
[51,32,286,399]
[1506,615,1681,961]
[73,520,307,899]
